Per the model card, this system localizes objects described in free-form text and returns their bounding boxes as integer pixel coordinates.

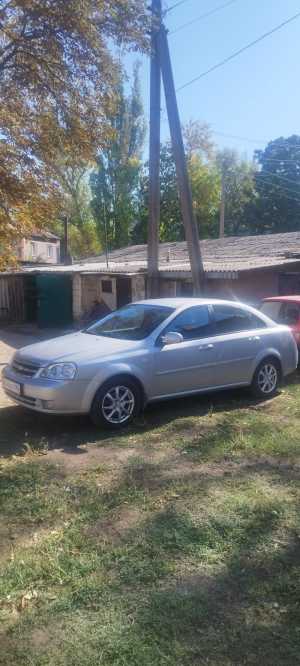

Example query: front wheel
[90,378,142,429]
[251,358,281,399]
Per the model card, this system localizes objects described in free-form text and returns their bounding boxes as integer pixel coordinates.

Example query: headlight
[39,363,77,380]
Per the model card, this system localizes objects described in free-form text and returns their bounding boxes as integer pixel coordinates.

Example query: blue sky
[125,0,300,160]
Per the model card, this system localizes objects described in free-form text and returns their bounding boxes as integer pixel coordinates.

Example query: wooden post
[158,25,205,294]
[147,0,161,297]
[219,172,225,238]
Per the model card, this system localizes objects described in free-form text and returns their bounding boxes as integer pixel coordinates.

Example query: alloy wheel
[101,385,135,424]
[257,363,278,395]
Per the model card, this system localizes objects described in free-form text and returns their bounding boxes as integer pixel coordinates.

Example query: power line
[255,186,300,207]
[208,129,300,150]
[258,173,300,195]
[212,130,267,144]
[165,0,190,13]
[176,10,300,92]
[260,157,300,163]
[255,182,300,205]
[262,170,300,189]
[170,0,240,35]
[257,174,300,201]
[160,114,300,157]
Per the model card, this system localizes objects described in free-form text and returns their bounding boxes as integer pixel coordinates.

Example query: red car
[260,296,300,347]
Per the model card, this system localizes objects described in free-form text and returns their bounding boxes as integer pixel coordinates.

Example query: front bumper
[1,365,88,414]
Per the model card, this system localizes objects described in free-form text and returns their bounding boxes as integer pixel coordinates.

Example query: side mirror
[161,331,184,346]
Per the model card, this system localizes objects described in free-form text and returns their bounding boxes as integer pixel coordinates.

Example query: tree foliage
[216,149,257,236]
[90,62,146,249]
[0,0,148,269]
[133,123,220,243]
[252,136,300,234]
[52,167,102,259]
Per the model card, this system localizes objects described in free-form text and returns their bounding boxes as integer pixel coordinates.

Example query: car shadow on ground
[1,371,299,459]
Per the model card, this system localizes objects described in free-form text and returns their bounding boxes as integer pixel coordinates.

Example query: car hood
[15,332,143,365]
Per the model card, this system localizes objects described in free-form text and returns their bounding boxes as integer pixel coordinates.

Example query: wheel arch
[91,372,147,410]
[252,353,283,382]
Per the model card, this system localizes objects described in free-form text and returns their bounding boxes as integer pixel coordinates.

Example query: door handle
[248,336,260,342]
[198,343,214,351]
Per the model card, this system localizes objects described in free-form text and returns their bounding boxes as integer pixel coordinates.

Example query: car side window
[162,306,213,341]
[280,302,300,325]
[212,305,266,335]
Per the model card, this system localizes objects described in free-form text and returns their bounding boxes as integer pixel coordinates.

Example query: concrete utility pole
[219,171,225,238]
[158,25,205,294]
[147,0,161,297]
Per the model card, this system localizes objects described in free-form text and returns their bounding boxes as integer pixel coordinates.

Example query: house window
[102,280,113,294]
[30,242,36,258]
[47,245,53,258]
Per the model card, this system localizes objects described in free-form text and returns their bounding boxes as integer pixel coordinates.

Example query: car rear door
[151,305,218,398]
[210,304,268,386]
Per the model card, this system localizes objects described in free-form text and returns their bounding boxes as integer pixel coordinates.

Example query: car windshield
[85,304,174,340]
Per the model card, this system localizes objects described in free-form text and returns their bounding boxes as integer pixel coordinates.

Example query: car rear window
[212,304,266,335]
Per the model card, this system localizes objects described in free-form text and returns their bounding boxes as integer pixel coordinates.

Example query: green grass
[1,378,300,665]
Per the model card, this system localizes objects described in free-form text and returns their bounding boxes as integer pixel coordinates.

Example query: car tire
[90,377,142,429]
[251,358,281,399]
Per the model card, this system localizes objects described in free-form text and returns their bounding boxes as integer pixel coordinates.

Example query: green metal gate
[36,274,73,328]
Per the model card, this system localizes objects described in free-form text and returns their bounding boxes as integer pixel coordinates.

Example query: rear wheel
[251,358,281,399]
[90,377,142,429]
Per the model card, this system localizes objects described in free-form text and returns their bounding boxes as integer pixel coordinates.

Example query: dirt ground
[0,326,71,407]
[0,326,141,470]
[0,328,41,407]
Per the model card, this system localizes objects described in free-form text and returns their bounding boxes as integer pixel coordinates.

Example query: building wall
[159,279,177,297]
[161,270,281,305]
[72,274,82,320]
[131,275,146,301]
[73,273,146,320]
[204,271,279,306]
[18,238,60,264]
[73,274,118,320]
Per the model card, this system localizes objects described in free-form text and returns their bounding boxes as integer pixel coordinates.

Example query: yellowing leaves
[0,0,149,269]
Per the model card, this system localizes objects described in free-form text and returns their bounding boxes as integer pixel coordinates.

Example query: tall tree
[133,123,220,243]
[253,136,300,234]
[216,149,257,236]
[90,62,146,250]
[0,0,148,269]
[52,167,102,259]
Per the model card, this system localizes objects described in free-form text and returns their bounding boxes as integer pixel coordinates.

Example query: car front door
[210,304,267,386]
[151,305,218,399]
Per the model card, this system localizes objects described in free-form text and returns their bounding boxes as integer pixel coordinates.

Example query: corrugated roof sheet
[2,231,300,277]
[83,231,300,275]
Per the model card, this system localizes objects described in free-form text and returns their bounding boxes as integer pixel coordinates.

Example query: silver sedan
[2,298,298,429]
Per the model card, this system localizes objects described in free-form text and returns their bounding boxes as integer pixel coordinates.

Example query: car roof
[262,296,300,303]
[136,297,250,309]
